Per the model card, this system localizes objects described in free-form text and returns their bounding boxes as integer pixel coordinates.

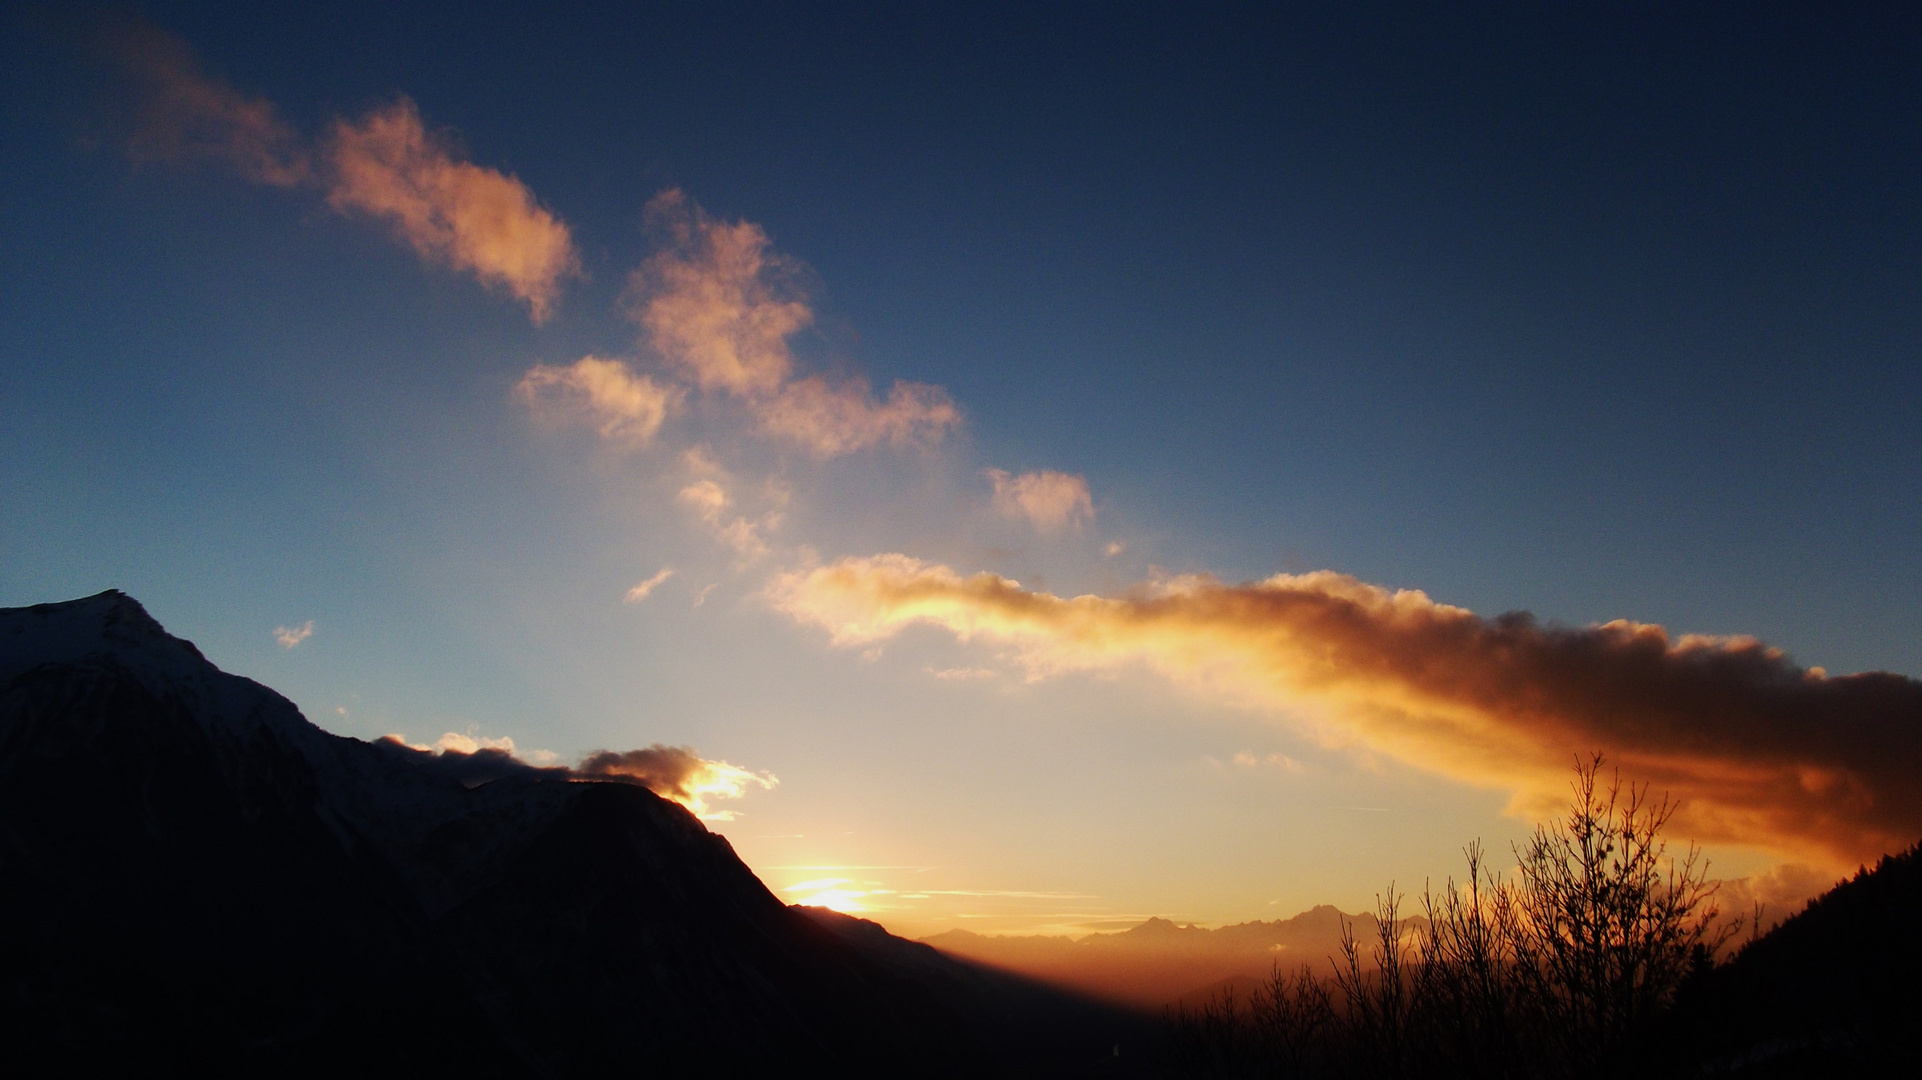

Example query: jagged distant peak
[1124,917,1196,935]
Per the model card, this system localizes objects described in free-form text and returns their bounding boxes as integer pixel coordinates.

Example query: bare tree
[1249,964,1334,1078]
[1159,755,1734,1080]
[1333,885,1413,1079]
[1500,755,1733,1074]
[1411,841,1529,1079]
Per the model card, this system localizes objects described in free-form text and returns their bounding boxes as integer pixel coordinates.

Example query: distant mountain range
[925,906,1427,1009]
[0,592,1149,1076]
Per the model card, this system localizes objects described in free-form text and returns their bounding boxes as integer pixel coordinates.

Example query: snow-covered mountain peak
[0,589,208,688]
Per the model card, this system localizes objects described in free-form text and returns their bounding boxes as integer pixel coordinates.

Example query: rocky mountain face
[0,592,1148,1076]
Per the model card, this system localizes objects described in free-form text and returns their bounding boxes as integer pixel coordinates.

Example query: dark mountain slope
[801,906,1155,1076]
[0,591,1143,1076]
[0,605,504,1074]
[1644,843,1922,1077]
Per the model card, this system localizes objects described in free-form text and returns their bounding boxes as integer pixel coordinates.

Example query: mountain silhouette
[1643,841,1922,1077]
[0,591,1148,1076]
[924,905,1426,1009]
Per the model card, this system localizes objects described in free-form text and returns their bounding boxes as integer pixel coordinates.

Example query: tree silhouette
[1159,755,1735,1080]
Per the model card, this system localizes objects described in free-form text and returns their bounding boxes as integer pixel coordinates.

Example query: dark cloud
[576,744,776,820]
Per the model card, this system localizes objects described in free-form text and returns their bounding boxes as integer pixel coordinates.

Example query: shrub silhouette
[1160,755,1734,1079]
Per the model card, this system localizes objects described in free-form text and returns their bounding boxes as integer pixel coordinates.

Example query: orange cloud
[104,25,577,322]
[770,555,1922,867]
[103,22,309,187]
[632,190,808,395]
[517,356,678,445]
[327,99,578,321]
[629,191,959,455]
[986,469,1095,532]
[575,744,777,820]
[624,567,675,604]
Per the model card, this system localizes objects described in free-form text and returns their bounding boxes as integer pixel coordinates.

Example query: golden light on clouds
[770,555,1922,867]
[783,878,876,913]
[577,744,778,821]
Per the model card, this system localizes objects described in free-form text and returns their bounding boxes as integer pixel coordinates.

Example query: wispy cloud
[675,453,781,561]
[1228,751,1306,774]
[632,189,809,396]
[624,567,675,604]
[575,744,777,821]
[517,356,678,445]
[628,190,959,456]
[679,479,769,558]
[326,99,578,322]
[102,21,309,186]
[105,24,577,322]
[770,555,1922,866]
[273,620,314,649]
[986,469,1094,532]
[755,374,960,458]
[926,665,998,681]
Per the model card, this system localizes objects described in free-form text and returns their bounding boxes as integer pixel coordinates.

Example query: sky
[4,2,1919,938]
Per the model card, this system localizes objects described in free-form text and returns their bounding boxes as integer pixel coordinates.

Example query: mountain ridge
[0,591,1148,1076]
[920,903,1427,1009]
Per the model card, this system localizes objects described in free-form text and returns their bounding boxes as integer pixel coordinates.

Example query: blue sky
[4,2,1918,934]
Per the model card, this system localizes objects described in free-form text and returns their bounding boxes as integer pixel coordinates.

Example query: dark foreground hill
[0,592,1151,1077]
[1642,841,1922,1077]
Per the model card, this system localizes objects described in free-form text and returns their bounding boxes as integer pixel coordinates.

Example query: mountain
[1642,841,1922,1077]
[0,591,1150,1076]
[923,906,1428,1009]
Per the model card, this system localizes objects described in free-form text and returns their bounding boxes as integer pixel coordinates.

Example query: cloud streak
[272,620,315,649]
[624,567,675,604]
[106,24,577,321]
[326,99,577,322]
[575,744,778,821]
[770,555,1922,866]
